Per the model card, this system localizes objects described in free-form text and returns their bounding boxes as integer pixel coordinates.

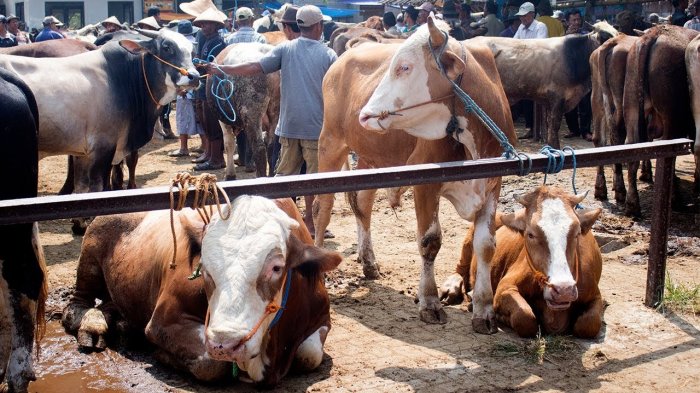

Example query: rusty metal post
[645,156,675,308]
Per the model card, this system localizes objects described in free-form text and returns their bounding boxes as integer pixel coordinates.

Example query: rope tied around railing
[539,146,581,208]
[168,172,232,272]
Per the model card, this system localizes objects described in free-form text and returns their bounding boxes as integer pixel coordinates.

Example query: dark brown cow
[0,68,48,393]
[62,196,342,386]
[623,25,699,215]
[458,186,603,338]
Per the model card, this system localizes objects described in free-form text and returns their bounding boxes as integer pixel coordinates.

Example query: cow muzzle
[358,110,390,133]
[543,283,578,311]
[178,68,200,88]
[205,334,249,362]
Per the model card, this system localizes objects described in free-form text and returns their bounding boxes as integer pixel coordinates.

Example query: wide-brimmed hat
[193,7,226,28]
[296,5,323,27]
[279,5,300,24]
[515,2,535,16]
[136,16,161,30]
[180,0,226,19]
[101,16,121,27]
[6,14,19,22]
[42,15,61,25]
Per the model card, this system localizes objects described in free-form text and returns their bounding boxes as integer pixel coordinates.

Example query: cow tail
[635,30,661,143]
[597,40,614,145]
[34,224,48,358]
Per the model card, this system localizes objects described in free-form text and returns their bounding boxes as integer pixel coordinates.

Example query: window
[15,3,24,22]
[45,2,84,29]
[108,2,134,24]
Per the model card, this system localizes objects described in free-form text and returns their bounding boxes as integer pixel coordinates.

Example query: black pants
[564,92,592,136]
[160,104,172,131]
[511,100,533,129]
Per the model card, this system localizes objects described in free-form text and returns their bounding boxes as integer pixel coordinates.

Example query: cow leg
[470,191,498,334]
[493,284,538,338]
[572,293,604,339]
[594,165,608,201]
[546,102,565,149]
[694,154,700,195]
[58,156,75,195]
[625,161,641,217]
[312,132,349,248]
[246,119,267,178]
[145,309,229,382]
[222,123,237,181]
[347,188,380,279]
[413,184,446,324]
[125,151,139,189]
[294,325,329,371]
[639,159,653,183]
[613,163,627,205]
[439,224,473,305]
[109,163,123,191]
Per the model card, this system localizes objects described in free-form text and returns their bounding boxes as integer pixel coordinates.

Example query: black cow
[0,68,48,393]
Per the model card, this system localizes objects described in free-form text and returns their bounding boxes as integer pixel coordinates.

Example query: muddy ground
[28,122,700,393]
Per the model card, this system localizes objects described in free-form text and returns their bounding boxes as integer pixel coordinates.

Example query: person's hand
[205,63,224,77]
[566,25,579,35]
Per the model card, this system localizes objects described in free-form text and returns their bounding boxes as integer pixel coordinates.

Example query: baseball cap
[296,5,323,27]
[43,15,61,25]
[515,2,535,16]
[235,7,254,21]
[279,6,299,23]
[418,2,435,12]
[0,15,6,24]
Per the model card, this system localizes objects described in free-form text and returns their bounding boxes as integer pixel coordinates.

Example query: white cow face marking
[200,196,299,365]
[155,30,199,102]
[358,24,453,139]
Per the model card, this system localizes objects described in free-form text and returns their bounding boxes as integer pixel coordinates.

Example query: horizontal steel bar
[0,138,691,225]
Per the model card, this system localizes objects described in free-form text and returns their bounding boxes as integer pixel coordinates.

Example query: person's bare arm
[206,61,264,77]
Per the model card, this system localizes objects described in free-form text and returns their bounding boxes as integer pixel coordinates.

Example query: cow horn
[428,17,445,48]
[571,190,589,206]
[135,28,159,39]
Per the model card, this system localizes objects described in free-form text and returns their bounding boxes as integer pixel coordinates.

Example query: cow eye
[527,232,535,239]
[272,265,282,273]
[396,64,410,76]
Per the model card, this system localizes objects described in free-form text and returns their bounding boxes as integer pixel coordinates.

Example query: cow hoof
[472,316,498,334]
[624,204,641,218]
[71,219,88,236]
[77,330,107,350]
[439,273,465,305]
[224,174,237,181]
[419,308,448,324]
[362,264,381,279]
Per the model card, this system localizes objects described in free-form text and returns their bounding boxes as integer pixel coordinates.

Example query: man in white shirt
[513,2,548,39]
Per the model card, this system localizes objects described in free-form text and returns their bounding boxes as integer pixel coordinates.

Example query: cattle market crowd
[1,0,700,391]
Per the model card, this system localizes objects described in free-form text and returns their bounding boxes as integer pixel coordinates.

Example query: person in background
[536,0,564,37]
[648,13,660,25]
[451,3,487,39]
[100,16,122,34]
[500,12,520,37]
[417,2,434,26]
[553,10,567,29]
[148,6,163,27]
[192,8,227,171]
[136,16,161,30]
[384,11,400,35]
[0,15,17,47]
[205,5,337,236]
[672,0,690,26]
[6,15,29,45]
[404,5,420,34]
[395,12,407,33]
[35,16,64,42]
[477,1,504,37]
[563,9,593,142]
[684,0,700,31]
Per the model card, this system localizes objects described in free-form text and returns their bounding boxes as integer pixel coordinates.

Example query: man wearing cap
[384,11,400,36]
[416,2,434,26]
[404,5,420,34]
[225,7,266,45]
[206,4,337,234]
[0,15,17,47]
[6,15,29,45]
[513,2,548,39]
[35,16,64,42]
[192,8,227,171]
[684,0,700,30]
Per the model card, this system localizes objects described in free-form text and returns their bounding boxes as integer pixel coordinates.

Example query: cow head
[500,186,601,311]
[199,196,341,381]
[119,29,200,105]
[590,21,618,45]
[358,17,465,140]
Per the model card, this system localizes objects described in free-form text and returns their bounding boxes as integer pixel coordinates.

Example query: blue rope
[193,57,238,123]
[428,32,531,175]
[539,145,566,184]
[269,268,293,329]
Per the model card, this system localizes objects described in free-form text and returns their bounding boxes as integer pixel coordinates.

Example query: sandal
[193,161,225,171]
[168,150,190,157]
[191,155,209,163]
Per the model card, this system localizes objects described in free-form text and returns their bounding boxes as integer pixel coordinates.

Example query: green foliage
[659,274,700,315]
[489,331,579,364]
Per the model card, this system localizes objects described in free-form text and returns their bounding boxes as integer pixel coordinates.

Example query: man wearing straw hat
[206,5,337,235]
[192,8,227,171]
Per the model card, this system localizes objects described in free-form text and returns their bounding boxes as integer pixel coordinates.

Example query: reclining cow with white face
[62,196,342,386]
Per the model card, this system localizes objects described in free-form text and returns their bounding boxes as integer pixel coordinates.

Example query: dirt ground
[29,122,700,393]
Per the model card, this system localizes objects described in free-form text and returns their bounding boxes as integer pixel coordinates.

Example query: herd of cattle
[0,12,698,392]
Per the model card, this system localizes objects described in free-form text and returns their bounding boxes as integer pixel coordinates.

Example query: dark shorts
[195,100,223,141]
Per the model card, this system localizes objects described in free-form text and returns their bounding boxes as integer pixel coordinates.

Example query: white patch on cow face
[158,30,198,102]
[537,198,576,287]
[358,25,451,139]
[201,196,299,367]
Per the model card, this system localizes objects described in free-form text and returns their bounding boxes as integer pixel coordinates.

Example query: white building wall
[2,0,142,30]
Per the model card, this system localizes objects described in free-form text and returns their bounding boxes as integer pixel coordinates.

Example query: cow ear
[440,51,466,81]
[501,210,527,233]
[120,39,146,54]
[577,208,602,235]
[286,234,342,275]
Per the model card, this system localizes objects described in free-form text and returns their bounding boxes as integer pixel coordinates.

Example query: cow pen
[0,138,691,309]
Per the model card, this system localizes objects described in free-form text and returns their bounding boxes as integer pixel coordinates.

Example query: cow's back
[0,39,96,57]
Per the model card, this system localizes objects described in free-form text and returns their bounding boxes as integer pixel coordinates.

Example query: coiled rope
[193,57,238,123]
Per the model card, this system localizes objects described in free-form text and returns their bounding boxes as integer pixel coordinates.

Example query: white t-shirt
[513,19,548,39]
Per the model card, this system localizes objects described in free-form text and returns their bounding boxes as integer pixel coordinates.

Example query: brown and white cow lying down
[62,196,342,386]
[356,19,515,334]
[450,186,603,338]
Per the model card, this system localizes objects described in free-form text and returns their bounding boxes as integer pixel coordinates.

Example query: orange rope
[142,52,161,107]
[239,270,289,345]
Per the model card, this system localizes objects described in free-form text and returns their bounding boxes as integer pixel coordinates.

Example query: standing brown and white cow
[460,186,603,338]
[62,196,341,386]
[358,19,516,334]
[686,33,700,192]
